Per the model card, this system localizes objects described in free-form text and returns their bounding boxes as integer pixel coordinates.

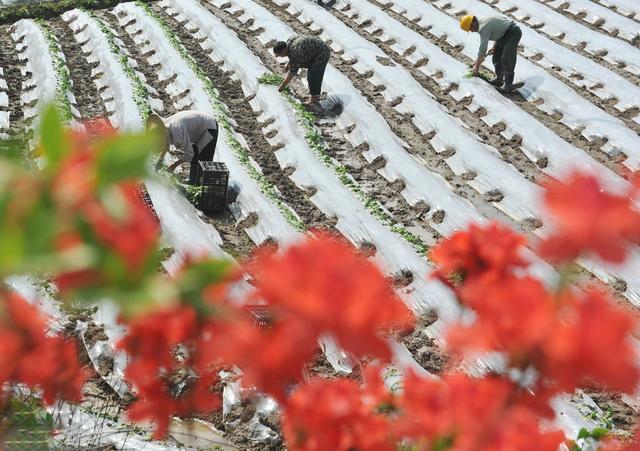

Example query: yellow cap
[460,15,474,32]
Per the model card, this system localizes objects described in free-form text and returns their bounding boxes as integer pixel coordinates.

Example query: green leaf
[39,104,65,169]
[96,132,159,187]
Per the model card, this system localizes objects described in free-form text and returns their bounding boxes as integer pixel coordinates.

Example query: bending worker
[147,111,219,185]
[460,15,522,92]
[273,35,331,105]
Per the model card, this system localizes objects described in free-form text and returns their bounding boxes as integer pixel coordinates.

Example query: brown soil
[381,2,635,177]
[0,24,24,134]
[97,10,176,116]
[152,3,334,232]
[584,388,640,432]
[474,0,640,86]
[251,0,526,237]
[401,311,449,374]
[48,17,108,120]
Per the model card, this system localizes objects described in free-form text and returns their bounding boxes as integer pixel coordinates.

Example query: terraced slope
[1,0,639,447]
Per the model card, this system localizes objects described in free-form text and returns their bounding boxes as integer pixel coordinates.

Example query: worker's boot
[499,72,515,93]
[490,70,504,87]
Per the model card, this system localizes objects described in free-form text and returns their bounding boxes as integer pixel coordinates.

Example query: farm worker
[460,15,522,92]
[147,111,219,185]
[273,35,332,104]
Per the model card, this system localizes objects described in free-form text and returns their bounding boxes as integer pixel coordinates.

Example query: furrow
[370,0,640,172]
[424,0,640,130]
[537,0,640,46]
[591,0,640,22]
[47,17,107,120]
[472,0,640,83]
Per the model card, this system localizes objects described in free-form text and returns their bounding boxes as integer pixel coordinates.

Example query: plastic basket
[197,161,229,212]
[136,184,160,227]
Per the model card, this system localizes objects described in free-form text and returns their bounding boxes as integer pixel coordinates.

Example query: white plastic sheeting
[336,0,631,191]
[219,0,639,435]
[542,0,640,43]
[594,0,640,21]
[484,0,640,76]
[148,0,464,327]
[333,0,640,324]
[376,0,640,171]
[425,0,640,126]
[11,19,79,130]
[257,0,549,228]
[51,403,232,450]
[114,3,301,249]
[61,9,153,132]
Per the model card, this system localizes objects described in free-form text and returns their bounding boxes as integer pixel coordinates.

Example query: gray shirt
[164,111,218,163]
[477,16,514,59]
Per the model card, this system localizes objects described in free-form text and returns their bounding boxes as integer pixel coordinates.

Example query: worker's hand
[472,62,481,76]
[167,161,181,173]
[487,47,495,55]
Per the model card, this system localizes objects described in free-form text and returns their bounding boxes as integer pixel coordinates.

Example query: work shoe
[499,72,515,93]
[489,71,504,86]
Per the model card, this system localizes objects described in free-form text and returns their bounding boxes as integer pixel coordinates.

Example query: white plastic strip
[113,3,301,249]
[61,9,150,132]
[593,0,640,21]
[12,20,64,130]
[421,0,640,126]
[376,0,640,171]
[256,0,547,228]
[336,0,633,189]
[542,0,640,43]
[483,0,640,75]
[134,0,463,327]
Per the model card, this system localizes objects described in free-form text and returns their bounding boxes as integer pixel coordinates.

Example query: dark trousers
[189,128,219,184]
[492,24,522,74]
[307,62,328,96]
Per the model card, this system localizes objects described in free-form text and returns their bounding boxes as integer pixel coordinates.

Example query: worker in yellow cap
[460,14,522,92]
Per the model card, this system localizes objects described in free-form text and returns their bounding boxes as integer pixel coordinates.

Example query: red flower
[83,182,159,272]
[215,316,317,402]
[539,172,640,263]
[248,233,415,362]
[448,276,555,362]
[51,148,96,210]
[395,372,563,451]
[0,291,87,405]
[282,378,396,451]
[119,306,221,438]
[430,222,528,283]
[82,117,116,138]
[541,289,639,393]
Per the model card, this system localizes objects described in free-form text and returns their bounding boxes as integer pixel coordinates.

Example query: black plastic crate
[136,184,160,227]
[197,161,229,212]
[244,305,274,329]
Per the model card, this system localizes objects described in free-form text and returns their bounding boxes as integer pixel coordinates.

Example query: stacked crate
[197,161,229,212]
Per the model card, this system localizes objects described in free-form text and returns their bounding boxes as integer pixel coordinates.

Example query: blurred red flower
[542,288,639,393]
[119,306,220,438]
[539,173,640,263]
[395,372,563,451]
[282,378,396,451]
[0,291,86,405]
[430,222,528,284]
[248,233,414,362]
[83,182,159,272]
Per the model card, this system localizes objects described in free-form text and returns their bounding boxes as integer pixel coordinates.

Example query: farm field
[1,0,640,449]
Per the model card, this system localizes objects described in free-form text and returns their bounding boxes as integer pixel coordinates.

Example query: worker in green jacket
[273,35,331,104]
[460,15,522,92]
